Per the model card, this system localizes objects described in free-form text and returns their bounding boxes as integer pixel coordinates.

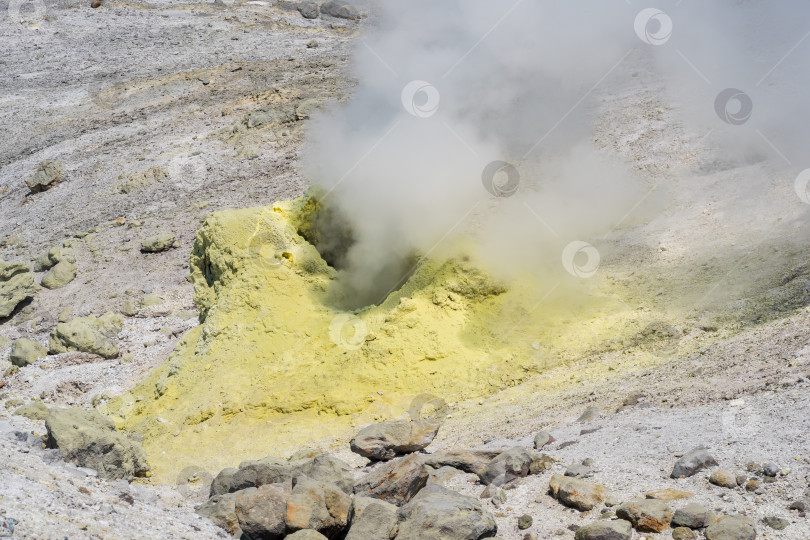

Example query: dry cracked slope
[1,0,810,539]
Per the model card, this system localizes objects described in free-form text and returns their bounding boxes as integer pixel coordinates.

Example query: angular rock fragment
[395,484,497,540]
[350,419,440,461]
[671,446,718,478]
[548,474,609,511]
[354,453,428,506]
[615,498,674,533]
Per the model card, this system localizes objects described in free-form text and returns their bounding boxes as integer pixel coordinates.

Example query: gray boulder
[235,484,288,540]
[286,478,351,538]
[230,457,292,492]
[705,515,757,540]
[533,431,555,449]
[0,260,37,319]
[672,502,710,529]
[196,492,242,537]
[45,407,148,481]
[350,419,441,461]
[395,484,497,540]
[354,453,429,506]
[577,405,600,422]
[478,447,532,486]
[574,519,632,540]
[422,448,502,475]
[320,0,359,20]
[345,496,397,540]
[210,467,238,497]
[297,1,319,18]
[296,454,354,494]
[10,338,47,367]
[671,446,718,478]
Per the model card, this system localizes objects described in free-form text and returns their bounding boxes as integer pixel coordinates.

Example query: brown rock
[645,488,693,502]
[548,474,608,511]
[350,419,441,461]
[615,498,674,533]
[709,470,737,489]
[672,526,697,540]
[286,478,350,538]
[354,453,429,506]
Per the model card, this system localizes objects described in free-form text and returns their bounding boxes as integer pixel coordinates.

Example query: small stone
[528,453,554,475]
[58,306,71,322]
[565,463,592,478]
[121,300,139,317]
[762,462,779,477]
[518,514,533,530]
[49,312,122,359]
[709,470,737,489]
[762,515,789,530]
[140,233,176,253]
[576,405,600,422]
[645,489,693,502]
[306,40,318,48]
[671,446,718,478]
[736,474,747,486]
[745,462,763,474]
[548,474,609,511]
[320,0,360,20]
[705,515,756,540]
[744,479,760,492]
[672,503,710,529]
[574,519,632,540]
[533,431,555,449]
[615,498,673,533]
[0,260,37,319]
[672,526,697,540]
[10,339,47,367]
[422,449,502,476]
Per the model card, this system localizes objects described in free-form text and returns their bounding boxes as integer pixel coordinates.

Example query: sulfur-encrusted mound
[105,192,616,481]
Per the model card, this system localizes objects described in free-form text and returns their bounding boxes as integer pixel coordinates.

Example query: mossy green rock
[0,260,37,318]
[14,401,50,420]
[49,312,123,358]
[140,233,175,253]
[10,338,47,366]
[41,261,77,289]
[45,407,148,481]
[25,161,64,193]
[34,247,75,272]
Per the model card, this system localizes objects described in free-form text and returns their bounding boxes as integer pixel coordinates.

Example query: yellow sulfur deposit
[105,192,667,482]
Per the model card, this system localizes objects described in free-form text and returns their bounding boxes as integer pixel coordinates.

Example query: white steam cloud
[302,0,810,308]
